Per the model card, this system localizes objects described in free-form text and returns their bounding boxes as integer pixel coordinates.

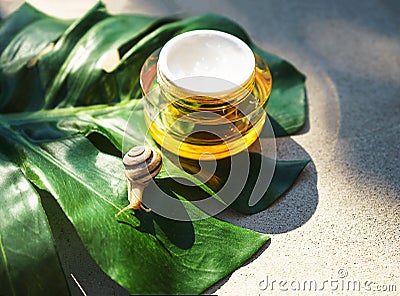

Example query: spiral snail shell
[115,146,162,217]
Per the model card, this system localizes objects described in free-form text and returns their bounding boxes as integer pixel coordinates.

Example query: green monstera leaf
[0,156,69,296]
[0,3,308,295]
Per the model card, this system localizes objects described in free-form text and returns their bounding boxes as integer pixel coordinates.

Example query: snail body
[115,146,162,217]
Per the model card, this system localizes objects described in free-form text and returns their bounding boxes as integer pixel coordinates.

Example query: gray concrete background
[1,0,399,295]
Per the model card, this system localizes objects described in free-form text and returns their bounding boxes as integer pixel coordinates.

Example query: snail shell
[115,146,162,217]
[123,146,162,185]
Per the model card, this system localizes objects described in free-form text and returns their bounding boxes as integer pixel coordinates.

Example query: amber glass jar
[140,30,272,160]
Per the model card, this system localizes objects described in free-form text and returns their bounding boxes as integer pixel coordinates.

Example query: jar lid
[157,30,255,96]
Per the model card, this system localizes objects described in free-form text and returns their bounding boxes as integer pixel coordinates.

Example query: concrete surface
[1,0,399,295]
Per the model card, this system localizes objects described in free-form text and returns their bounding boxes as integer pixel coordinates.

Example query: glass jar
[140,30,272,160]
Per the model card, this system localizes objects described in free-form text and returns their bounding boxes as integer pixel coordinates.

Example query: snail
[115,146,162,217]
